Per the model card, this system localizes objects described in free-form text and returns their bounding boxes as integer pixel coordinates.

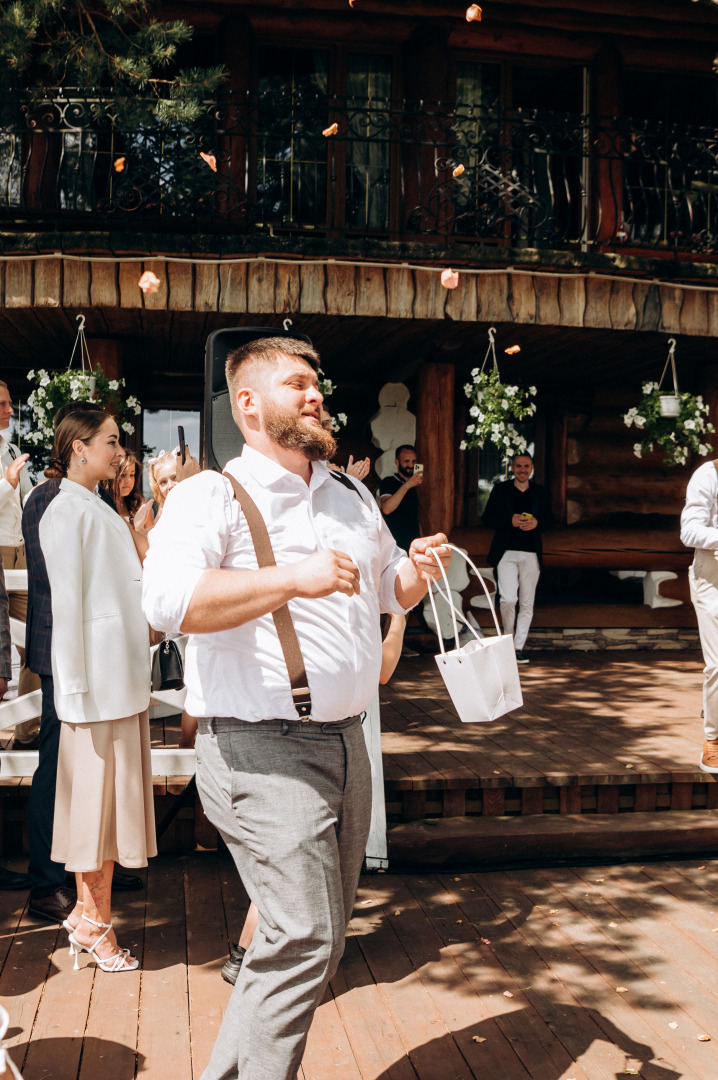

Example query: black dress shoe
[112,869,143,891]
[28,886,77,923]
[11,736,40,751]
[221,944,246,986]
[0,865,32,891]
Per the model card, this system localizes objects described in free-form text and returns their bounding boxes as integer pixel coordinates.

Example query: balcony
[1,88,717,255]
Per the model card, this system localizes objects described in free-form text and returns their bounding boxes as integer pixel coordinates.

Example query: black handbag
[151,636,185,692]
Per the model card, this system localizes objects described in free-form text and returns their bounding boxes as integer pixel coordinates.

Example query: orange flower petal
[504,345,521,355]
[697,1034,711,1042]
[138,270,161,295]
[453,163,466,178]
[113,156,126,173]
[200,152,218,172]
[323,122,339,137]
[466,4,483,21]
[441,268,459,289]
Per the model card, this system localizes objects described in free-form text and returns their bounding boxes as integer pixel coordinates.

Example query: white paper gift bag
[428,544,523,723]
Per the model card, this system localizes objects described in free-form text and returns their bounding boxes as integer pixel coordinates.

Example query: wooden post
[400,26,450,235]
[416,362,455,538]
[89,338,123,383]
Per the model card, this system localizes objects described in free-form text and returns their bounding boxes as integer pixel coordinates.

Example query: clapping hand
[4,454,29,490]
[133,500,155,533]
[345,456,371,482]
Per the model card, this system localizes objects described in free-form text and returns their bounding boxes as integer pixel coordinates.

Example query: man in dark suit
[24,403,142,923]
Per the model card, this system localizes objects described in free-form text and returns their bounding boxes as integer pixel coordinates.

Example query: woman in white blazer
[39,410,155,973]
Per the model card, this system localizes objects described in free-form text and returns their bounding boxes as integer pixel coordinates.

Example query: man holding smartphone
[378,444,422,554]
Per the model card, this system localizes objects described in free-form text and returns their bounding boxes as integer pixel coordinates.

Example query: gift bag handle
[426,543,502,655]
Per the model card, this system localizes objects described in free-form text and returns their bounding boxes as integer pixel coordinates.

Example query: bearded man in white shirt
[142,337,450,1080]
[681,459,718,773]
[0,380,40,746]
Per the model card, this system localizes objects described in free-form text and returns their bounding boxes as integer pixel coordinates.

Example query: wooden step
[388,810,718,868]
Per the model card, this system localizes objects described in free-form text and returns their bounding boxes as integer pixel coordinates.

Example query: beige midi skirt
[52,711,157,873]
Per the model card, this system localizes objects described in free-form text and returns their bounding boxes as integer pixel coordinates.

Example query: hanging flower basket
[460,328,537,462]
[24,316,141,451]
[623,339,714,467]
[318,368,347,431]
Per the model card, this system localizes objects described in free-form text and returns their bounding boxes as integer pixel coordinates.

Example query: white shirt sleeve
[350,477,413,614]
[680,463,718,550]
[0,478,15,510]
[142,472,236,633]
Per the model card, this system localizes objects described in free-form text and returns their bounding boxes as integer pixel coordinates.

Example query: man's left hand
[408,533,451,581]
[176,452,200,483]
[520,517,539,531]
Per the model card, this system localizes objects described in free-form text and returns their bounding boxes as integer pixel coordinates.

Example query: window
[345,54,393,230]
[142,407,201,497]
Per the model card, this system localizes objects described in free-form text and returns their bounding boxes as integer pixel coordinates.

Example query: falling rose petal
[441,268,459,289]
[200,151,218,172]
[472,1036,486,1043]
[697,1034,711,1042]
[453,164,466,178]
[323,122,339,137]
[138,271,161,295]
[609,922,618,928]
[113,156,126,173]
[503,991,514,998]
[466,4,482,21]
[595,878,605,883]
[504,345,521,355]
[393,910,401,916]
[549,909,558,914]
[453,877,462,881]
[481,937,491,944]
[625,763,634,769]
[668,1022,678,1029]
[696,866,706,870]
[456,919,463,924]
[616,986,629,994]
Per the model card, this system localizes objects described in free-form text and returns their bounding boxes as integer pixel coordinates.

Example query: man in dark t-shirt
[482,453,552,663]
[378,444,422,553]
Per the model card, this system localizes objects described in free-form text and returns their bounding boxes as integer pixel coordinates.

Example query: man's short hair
[0,380,7,390]
[395,444,416,458]
[512,452,533,463]
[225,336,321,395]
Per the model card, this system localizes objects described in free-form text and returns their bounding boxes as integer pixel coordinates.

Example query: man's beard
[399,464,414,478]
[262,401,337,462]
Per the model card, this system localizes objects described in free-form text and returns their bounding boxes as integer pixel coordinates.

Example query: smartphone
[413,463,424,475]
[177,425,186,465]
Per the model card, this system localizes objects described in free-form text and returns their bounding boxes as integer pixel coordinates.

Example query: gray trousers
[196,714,372,1080]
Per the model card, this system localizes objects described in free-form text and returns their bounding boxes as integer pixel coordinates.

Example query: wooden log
[416,362,455,538]
[659,285,683,333]
[583,276,613,329]
[90,261,119,308]
[33,259,61,308]
[534,274,561,326]
[219,261,248,313]
[558,275,586,327]
[609,278,637,330]
[4,260,33,308]
[141,259,168,311]
[679,290,709,338]
[118,262,142,309]
[444,270,477,322]
[274,262,300,314]
[299,263,326,314]
[477,272,511,324]
[707,291,718,339]
[634,282,661,332]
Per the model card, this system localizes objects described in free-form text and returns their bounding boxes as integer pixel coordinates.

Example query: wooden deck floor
[2,852,718,1079]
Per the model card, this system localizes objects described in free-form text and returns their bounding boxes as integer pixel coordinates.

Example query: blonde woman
[40,411,156,973]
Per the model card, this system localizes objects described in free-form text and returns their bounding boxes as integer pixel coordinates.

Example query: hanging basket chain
[68,314,93,375]
[657,338,679,397]
[480,326,499,375]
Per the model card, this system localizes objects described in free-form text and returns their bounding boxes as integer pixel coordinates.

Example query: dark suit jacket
[22,480,117,676]
[0,566,11,680]
[482,479,553,571]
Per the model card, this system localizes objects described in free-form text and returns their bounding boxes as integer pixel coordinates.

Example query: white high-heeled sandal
[68,913,138,973]
[63,900,83,957]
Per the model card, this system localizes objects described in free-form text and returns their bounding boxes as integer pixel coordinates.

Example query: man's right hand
[406,471,423,488]
[4,454,29,490]
[294,549,360,598]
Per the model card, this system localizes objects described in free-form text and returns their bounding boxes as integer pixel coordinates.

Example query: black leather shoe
[0,865,32,891]
[28,886,77,923]
[221,944,246,986]
[11,736,40,751]
[112,869,143,891]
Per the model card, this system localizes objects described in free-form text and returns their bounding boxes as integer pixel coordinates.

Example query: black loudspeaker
[204,327,313,472]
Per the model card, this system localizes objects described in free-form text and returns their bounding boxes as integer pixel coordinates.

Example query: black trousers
[28,675,66,898]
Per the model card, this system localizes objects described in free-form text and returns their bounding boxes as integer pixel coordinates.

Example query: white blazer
[39,478,151,724]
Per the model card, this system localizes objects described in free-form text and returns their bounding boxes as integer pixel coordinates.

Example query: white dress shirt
[142,446,411,723]
[0,433,33,546]
[681,460,718,551]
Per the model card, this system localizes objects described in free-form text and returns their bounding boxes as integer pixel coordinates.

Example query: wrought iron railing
[1,89,717,254]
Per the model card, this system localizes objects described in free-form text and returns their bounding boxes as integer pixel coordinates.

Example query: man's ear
[235,386,258,419]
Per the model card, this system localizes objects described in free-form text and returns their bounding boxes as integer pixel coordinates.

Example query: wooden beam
[416,362,455,538]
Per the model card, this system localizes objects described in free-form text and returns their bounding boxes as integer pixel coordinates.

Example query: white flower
[39,375,50,387]
[699,444,710,455]
[506,386,516,396]
[27,369,35,381]
[336,413,347,426]
[500,398,508,409]
[126,396,138,409]
[459,440,467,451]
[529,386,537,396]
[108,380,120,391]
[633,443,643,458]
[36,387,46,400]
[464,383,472,396]
[134,404,142,415]
[684,419,695,431]
[70,389,79,400]
[469,405,479,418]
[121,421,135,434]
[471,368,479,378]
[466,424,475,435]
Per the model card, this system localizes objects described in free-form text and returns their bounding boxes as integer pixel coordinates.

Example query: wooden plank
[247,259,277,314]
[444,271,478,322]
[135,858,192,1080]
[521,787,544,814]
[385,267,414,318]
[659,285,684,333]
[608,278,637,330]
[142,259,169,312]
[680,289,709,338]
[560,786,582,813]
[219,261,248,313]
[0,911,61,1071]
[510,273,537,324]
[633,782,657,811]
[302,987,362,1080]
[34,258,62,308]
[194,263,220,312]
[299,263,327,314]
[184,855,232,1077]
[325,264,357,317]
[4,261,33,307]
[534,275,561,326]
[583,276,613,329]
[482,788,506,816]
[354,265,387,318]
[401,791,427,821]
[670,781,694,810]
[275,262,301,315]
[558,275,586,327]
[118,262,143,309]
[634,281,661,332]
[443,789,466,816]
[90,260,119,308]
[412,268,446,320]
[477,271,511,323]
[167,261,194,311]
[596,784,620,813]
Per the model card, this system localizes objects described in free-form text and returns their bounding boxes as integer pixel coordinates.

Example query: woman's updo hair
[44,409,110,479]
